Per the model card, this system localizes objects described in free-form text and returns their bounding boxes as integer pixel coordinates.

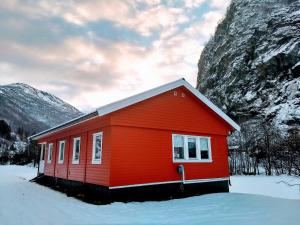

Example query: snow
[0,165,300,225]
[259,38,298,63]
[292,61,300,69]
[244,91,256,101]
[230,175,300,200]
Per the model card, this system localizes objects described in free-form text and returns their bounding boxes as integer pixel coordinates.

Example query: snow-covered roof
[29,78,240,140]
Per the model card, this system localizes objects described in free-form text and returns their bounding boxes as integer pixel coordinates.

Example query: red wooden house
[30,78,240,202]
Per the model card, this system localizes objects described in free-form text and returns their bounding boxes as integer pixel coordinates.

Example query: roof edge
[28,110,99,141]
[97,78,186,116]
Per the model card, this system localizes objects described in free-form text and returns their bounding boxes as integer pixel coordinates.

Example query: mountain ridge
[0,82,83,134]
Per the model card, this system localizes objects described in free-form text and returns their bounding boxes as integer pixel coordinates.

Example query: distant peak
[9,83,35,89]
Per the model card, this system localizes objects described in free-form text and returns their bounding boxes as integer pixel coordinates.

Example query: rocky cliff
[197,0,300,131]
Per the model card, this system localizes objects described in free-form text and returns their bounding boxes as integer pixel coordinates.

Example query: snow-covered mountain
[197,0,300,131]
[0,83,83,134]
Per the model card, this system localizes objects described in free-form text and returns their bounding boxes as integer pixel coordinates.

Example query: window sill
[58,161,64,164]
[173,159,213,163]
[92,160,101,165]
[72,161,79,165]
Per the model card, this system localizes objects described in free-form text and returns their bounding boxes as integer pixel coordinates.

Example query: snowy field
[0,165,299,225]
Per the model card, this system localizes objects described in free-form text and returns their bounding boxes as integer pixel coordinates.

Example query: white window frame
[47,143,53,163]
[58,140,65,164]
[92,132,103,164]
[40,142,46,161]
[172,134,212,163]
[72,137,81,164]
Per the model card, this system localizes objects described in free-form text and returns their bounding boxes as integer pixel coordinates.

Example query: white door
[39,144,45,174]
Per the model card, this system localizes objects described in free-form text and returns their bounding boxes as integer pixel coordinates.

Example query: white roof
[29,78,240,140]
[97,78,240,131]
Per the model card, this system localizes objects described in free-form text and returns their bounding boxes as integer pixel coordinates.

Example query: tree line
[229,121,300,176]
[0,120,39,165]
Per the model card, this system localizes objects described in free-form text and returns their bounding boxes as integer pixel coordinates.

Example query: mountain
[197,0,300,131]
[0,83,83,134]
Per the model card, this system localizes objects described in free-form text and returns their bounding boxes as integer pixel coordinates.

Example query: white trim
[72,137,81,164]
[172,134,185,160]
[92,132,103,164]
[39,143,46,161]
[183,177,228,184]
[172,134,212,163]
[173,159,213,163]
[58,140,65,164]
[97,78,240,131]
[47,143,53,163]
[109,177,229,189]
[28,111,97,140]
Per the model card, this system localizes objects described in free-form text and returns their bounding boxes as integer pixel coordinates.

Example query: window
[72,137,80,164]
[47,143,53,163]
[172,134,212,162]
[200,138,210,159]
[92,132,103,164]
[58,140,65,164]
[188,137,197,159]
[173,135,184,160]
[40,143,46,161]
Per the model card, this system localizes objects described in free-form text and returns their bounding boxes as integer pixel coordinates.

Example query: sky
[0,0,230,112]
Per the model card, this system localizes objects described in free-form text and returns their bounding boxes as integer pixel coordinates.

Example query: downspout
[177,165,185,192]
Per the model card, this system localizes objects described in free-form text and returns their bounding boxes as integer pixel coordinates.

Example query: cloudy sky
[0,0,230,112]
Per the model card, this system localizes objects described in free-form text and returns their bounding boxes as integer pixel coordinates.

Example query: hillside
[0,83,83,135]
[197,0,300,131]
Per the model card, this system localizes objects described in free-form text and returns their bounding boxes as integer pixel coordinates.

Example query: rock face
[197,0,300,131]
[0,83,83,134]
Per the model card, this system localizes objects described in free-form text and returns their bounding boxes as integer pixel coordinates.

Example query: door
[39,144,45,174]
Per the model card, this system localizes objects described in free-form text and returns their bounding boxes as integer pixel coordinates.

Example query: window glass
[93,133,102,162]
[73,138,80,163]
[59,141,65,162]
[200,138,209,159]
[188,137,197,159]
[41,144,45,160]
[48,143,53,163]
[173,135,184,159]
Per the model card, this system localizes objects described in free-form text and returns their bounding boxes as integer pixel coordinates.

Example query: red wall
[41,116,111,186]
[110,126,229,187]
[109,87,231,187]
[40,86,232,188]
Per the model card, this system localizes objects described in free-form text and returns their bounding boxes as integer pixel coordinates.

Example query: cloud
[0,0,206,37]
[209,0,231,11]
[0,0,230,112]
[63,1,190,36]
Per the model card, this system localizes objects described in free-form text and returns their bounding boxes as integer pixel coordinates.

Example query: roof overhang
[29,78,240,141]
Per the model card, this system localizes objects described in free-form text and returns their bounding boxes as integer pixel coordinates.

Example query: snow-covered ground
[230,175,300,200]
[0,165,299,225]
